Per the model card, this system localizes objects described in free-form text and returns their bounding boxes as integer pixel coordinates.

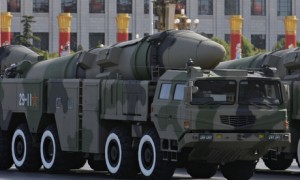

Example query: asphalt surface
[0,159,299,179]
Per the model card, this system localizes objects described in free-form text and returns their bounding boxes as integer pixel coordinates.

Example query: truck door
[168,83,185,133]
[152,82,172,130]
[151,82,185,139]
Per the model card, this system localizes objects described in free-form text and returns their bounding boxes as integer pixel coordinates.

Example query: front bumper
[179,132,290,163]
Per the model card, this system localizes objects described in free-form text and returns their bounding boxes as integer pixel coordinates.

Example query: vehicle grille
[220,115,256,127]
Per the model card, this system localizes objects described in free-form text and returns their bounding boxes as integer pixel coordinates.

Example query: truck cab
[150,67,290,179]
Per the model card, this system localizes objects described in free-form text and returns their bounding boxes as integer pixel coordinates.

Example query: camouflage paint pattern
[95,30,225,79]
[216,47,300,156]
[151,68,289,163]
[0,30,290,166]
[0,78,44,132]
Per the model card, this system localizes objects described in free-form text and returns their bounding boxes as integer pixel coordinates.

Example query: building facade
[1,0,300,53]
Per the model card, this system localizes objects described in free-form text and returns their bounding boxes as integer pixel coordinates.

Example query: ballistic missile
[2,30,226,80]
[0,45,42,75]
[216,48,300,79]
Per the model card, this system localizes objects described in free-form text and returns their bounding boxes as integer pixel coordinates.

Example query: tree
[198,33,260,60]
[43,51,49,60]
[77,44,84,51]
[272,38,285,51]
[49,52,59,59]
[210,35,260,60]
[241,36,256,57]
[15,16,40,47]
[272,38,300,51]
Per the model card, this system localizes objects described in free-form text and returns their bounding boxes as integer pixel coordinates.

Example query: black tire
[263,153,293,170]
[11,123,41,171]
[105,127,138,178]
[297,139,300,168]
[220,161,256,180]
[0,130,13,170]
[40,124,70,172]
[138,129,176,180]
[88,159,107,171]
[186,161,217,178]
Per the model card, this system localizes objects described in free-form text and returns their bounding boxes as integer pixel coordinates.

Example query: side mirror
[192,86,199,93]
[184,86,192,104]
[283,83,290,107]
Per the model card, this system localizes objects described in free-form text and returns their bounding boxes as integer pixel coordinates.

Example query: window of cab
[159,83,172,99]
[192,80,236,105]
[173,84,185,100]
[238,80,282,105]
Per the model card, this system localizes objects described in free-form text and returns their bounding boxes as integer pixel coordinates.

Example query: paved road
[0,160,299,180]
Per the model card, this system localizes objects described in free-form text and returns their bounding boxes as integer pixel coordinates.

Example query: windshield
[238,80,282,105]
[191,80,236,105]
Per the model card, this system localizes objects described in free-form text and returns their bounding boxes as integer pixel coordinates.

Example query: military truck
[0,30,290,180]
[217,48,300,171]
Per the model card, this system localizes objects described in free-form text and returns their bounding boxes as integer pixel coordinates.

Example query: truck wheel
[88,159,107,171]
[0,130,13,170]
[263,153,293,170]
[298,139,300,168]
[11,123,41,171]
[138,129,176,179]
[297,139,300,168]
[105,127,138,178]
[40,124,70,172]
[186,161,217,178]
[220,161,256,180]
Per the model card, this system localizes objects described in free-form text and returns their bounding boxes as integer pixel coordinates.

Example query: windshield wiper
[249,102,272,109]
[259,102,273,109]
[200,100,215,105]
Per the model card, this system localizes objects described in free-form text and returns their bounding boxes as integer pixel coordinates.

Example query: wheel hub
[142,142,154,169]
[43,137,54,163]
[15,136,24,160]
[108,140,119,167]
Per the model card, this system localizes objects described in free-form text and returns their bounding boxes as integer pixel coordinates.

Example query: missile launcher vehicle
[0,30,290,180]
[217,48,300,171]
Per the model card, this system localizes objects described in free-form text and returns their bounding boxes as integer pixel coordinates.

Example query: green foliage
[77,44,84,51]
[241,36,256,57]
[211,36,230,61]
[32,48,58,59]
[43,51,49,60]
[255,48,267,54]
[29,47,48,60]
[31,47,43,54]
[273,38,300,51]
[15,16,40,47]
[210,35,261,60]
[272,38,285,51]
[49,52,59,59]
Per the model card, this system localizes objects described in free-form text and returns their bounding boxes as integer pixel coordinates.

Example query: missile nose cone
[196,39,226,69]
[160,31,226,70]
